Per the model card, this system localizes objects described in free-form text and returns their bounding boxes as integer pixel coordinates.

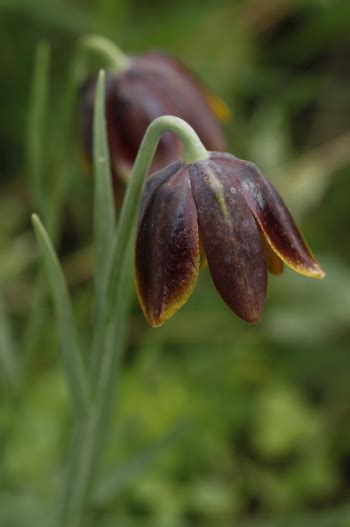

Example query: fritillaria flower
[80,52,228,184]
[135,152,324,327]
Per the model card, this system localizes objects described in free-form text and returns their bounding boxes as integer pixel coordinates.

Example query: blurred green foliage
[1,0,350,525]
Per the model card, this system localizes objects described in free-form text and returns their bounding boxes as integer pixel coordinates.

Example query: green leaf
[90,70,117,384]
[31,214,89,418]
[93,70,116,317]
[23,45,87,360]
[0,1,93,35]
[27,41,50,215]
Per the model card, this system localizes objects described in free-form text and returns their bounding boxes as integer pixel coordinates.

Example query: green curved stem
[107,115,208,318]
[79,35,130,74]
[59,114,207,526]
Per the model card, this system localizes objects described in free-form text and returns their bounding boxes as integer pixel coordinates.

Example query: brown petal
[190,160,267,323]
[106,71,182,178]
[79,71,184,183]
[80,53,227,188]
[135,166,200,326]
[132,53,227,151]
[138,161,183,221]
[218,156,325,278]
[135,52,231,122]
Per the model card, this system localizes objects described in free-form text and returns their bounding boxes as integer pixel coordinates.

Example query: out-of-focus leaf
[274,132,350,217]
[26,41,50,215]
[31,214,89,418]
[0,196,28,241]
[249,105,291,173]
[90,70,116,380]
[0,234,37,286]
[0,0,94,34]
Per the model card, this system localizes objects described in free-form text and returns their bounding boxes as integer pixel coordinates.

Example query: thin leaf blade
[27,41,50,214]
[31,214,89,417]
[90,69,117,383]
[93,69,116,311]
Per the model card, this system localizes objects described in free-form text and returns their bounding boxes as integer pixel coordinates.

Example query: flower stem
[107,115,208,318]
[79,35,130,74]
[59,115,207,526]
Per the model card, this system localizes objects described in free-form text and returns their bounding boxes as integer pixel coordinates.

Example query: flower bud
[80,52,228,185]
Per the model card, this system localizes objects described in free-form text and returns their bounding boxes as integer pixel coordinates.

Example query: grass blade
[93,70,116,312]
[90,70,117,382]
[27,41,50,214]
[23,46,88,360]
[31,214,89,418]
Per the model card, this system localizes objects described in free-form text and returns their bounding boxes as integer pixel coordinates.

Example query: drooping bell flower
[80,52,228,184]
[135,152,325,327]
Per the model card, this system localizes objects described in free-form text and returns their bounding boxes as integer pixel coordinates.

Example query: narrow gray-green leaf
[93,420,188,506]
[93,69,116,312]
[23,48,88,360]
[90,70,117,383]
[31,214,89,418]
[27,41,50,214]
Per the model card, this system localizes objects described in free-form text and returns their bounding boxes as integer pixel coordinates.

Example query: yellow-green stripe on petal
[190,160,267,323]
[210,153,325,280]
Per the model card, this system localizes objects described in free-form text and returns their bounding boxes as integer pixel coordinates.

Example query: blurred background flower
[1,1,350,526]
[80,50,228,189]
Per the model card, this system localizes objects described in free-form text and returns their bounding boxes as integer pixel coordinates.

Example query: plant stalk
[79,35,130,74]
[59,116,208,526]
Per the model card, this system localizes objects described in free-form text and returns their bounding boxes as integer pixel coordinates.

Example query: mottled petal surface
[210,153,325,278]
[135,166,200,326]
[190,160,267,323]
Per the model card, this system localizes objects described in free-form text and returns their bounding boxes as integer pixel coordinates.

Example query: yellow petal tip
[289,262,325,279]
[205,92,232,122]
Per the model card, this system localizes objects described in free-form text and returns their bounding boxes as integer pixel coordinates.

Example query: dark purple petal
[80,53,227,187]
[211,153,324,278]
[138,161,183,222]
[108,69,188,177]
[133,52,229,142]
[135,166,200,326]
[80,71,183,182]
[190,160,267,323]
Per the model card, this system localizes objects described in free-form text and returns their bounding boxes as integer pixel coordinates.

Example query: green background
[1,0,350,525]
